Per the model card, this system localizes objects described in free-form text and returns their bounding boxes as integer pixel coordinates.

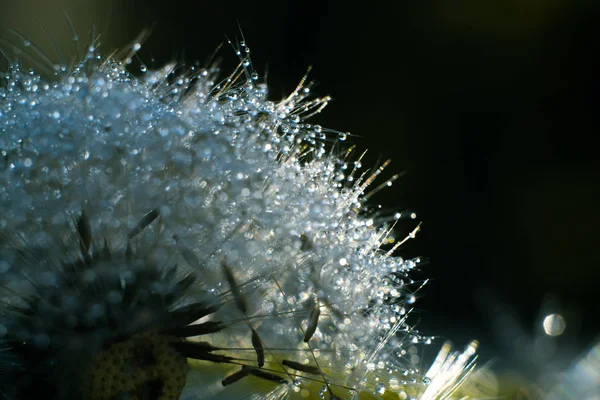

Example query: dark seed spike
[282,359,321,375]
[169,273,196,296]
[127,208,160,239]
[221,260,248,314]
[169,341,220,352]
[163,321,225,337]
[304,297,321,343]
[164,273,196,305]
[125,241,133,262]
[250,328,264,367]
[221,367,251,386]
[100,237,111,261]
[121,277,139,308]
[170,342,235,364]
[77,210,92,256]
[248,369,287,385]
[165,302,222,329]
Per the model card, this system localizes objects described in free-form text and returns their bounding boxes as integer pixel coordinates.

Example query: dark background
[2,0,599,377]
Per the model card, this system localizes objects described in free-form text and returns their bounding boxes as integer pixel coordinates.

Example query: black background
[3,0,599,375]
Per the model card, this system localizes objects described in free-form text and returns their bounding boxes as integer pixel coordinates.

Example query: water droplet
[306,181,318,192]
[140,64,147,72]
[51,111,60,119]
[543,313,566,336]
[375,383,386,395]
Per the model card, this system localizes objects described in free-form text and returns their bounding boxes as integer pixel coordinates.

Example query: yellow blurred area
[434,0,569,39]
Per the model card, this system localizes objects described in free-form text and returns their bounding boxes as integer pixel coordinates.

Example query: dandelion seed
[222,367,252,387]
[303,296,321,343]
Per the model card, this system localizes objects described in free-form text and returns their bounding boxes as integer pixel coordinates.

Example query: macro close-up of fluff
[2,2,600,398]
[0,23,485,400]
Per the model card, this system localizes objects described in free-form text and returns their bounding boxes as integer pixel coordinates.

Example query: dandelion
[0,27,479,400]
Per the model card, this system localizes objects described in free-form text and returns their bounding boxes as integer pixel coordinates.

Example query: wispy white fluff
[0,38,478,399]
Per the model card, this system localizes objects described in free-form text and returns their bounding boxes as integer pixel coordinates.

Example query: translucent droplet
[140,64,147,72]
[375,383,386,395]
[543,313,566,336]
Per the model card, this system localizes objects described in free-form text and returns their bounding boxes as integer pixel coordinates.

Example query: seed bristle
[222,260,248,314]
[127,208,160,239]
[221,366,251,386]
[165,302,222,330]
[76,210,92,257]
[164,320,225,337]
[282,359,321,375]
[170,342,235,364]
[250,328,265,367]
[247,368,288,385]
[304,296,321,343]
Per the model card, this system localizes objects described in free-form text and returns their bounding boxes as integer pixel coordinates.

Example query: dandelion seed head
[0,224,216,399]
[0,36,480,400]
